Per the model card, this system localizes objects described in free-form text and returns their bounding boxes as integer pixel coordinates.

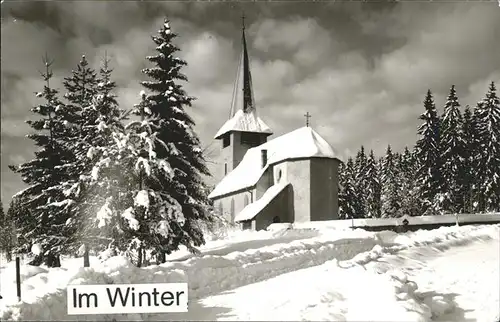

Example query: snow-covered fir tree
[473,82,500,212]
[414,90,444,215]
[338,158,361,219]
[87,91,192,267]
[440,85,466,213]
[0,199,12,261]
[398,147,420,217]
[354,146,368,217]
[9,58,77,266]
[365,150,382,218]
[381,145,402,218]
[140,20,212,261]
[461,106,475,213]
[71,54,126,263]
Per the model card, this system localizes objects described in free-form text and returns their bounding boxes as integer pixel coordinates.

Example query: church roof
[235,182,291,222]
[214,109,273,139]
[209,126,343,199]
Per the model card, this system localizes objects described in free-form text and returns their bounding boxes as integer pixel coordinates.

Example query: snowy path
[171,235,500,321]
[407,239,500,322]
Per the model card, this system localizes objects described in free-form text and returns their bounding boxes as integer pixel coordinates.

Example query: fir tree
[414,90,443,215]
[440,85,466,213]
[9,57,75,266]
[354,146,368,217]
[461,106,475,213]
[88,92,190,267]
[474,82,500,211]
[381,145,401,218]
[338,158,361,219]
[73,54,126,265]
[365,150,382,218]
[0,199,13,261]
[399,147,420,217]
[140,20,212,261]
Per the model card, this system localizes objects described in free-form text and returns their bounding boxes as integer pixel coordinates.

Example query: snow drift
[1,224,498,321]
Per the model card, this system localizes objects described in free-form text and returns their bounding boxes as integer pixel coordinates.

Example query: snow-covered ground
[1,223,499,321]
[173,227,499,322]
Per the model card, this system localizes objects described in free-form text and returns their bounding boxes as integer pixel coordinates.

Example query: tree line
[0,20,213,267]
[339,83,500,219]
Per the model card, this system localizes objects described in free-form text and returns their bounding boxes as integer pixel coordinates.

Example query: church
[208,19,343,230]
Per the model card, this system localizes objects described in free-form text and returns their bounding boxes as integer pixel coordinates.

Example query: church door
[272,216,281,223]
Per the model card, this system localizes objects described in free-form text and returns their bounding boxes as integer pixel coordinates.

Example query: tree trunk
[157,251,166,264]
[83,243,90,267]
[137,246,143,268]
[44,252,61,268]
[28,254,43,266]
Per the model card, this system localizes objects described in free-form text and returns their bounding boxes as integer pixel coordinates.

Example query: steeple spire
[214,14,272,140]
[241,13,254,114]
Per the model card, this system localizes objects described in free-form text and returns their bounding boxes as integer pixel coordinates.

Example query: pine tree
[474,82,500,211]
[414,90,443,215]
[0,199,13,261]
[6,195,30,255]
[399,147,420,217]
[338,158,361,219]
[354,146,368,217]
[365,150,382,218]
[87,92,190,267]
[381,145,401,218]
[72,54,126,265]
[461,106,475,213]
[440,85,466,213]
[140,20,212,261]
[9,57,76,266]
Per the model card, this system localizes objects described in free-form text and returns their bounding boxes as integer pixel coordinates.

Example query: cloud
[1,2,500,200]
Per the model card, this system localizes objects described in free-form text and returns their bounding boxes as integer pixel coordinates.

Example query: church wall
[214,190,253,224]
[220,134,234,175]
[310,158,340,221]
[254,184,293,230]
[231,132,245,170]
[255,168,273,200]
[285,159,311,222]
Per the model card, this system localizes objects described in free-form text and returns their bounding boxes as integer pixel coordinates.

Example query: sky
[1,1,500,204]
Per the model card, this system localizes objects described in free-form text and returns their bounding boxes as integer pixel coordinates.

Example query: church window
[224,163,228,175]
[218,202,223,216]
[244,195,249,206]
[222,135,230,148]
[230,198,235,223]
[240,132,262,147]
[277,169,283,182]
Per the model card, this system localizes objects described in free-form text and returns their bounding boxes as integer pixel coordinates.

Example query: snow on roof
[235,182,291,222]
[209,126,343,199]
[214,109,273,139]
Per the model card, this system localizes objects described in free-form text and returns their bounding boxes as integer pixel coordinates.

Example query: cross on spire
[242,12,246,30]
[304,112,312,127]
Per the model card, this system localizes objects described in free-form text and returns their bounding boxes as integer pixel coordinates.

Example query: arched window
[230,198,235,223]
[244,195,249,207]
[218,202,223,216]
[276,169,283,183]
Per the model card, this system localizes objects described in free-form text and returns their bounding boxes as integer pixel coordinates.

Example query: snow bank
[292,213,500,229]
[1,231,377,321]
[1,224,498,321]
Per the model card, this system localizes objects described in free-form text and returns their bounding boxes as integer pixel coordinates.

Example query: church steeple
[214,14,273,174]
[241,14,254,114]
